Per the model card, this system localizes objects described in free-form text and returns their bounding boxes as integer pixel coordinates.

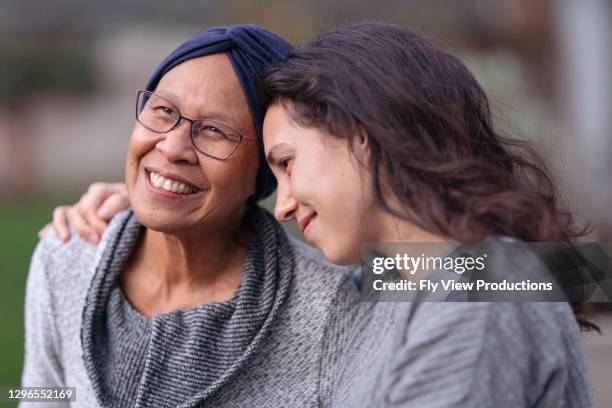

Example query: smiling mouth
[145,169,203,196]
[299,213,317,234]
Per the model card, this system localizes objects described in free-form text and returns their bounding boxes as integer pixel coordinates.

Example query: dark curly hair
[262,21,598,331]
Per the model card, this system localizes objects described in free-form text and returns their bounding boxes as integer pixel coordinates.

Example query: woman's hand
[38,182,129,244]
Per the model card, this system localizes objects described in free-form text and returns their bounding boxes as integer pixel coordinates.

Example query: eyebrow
[266,143,294,165]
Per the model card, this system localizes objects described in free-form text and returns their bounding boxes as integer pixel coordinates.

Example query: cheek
[320,165,371,228]
[128,125,159,156]
[208,149,259,198]
[240,149,260,195]
[322,179,369,264]
[125,129,159,188]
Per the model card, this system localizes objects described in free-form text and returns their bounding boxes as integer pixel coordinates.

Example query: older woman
[22,25,358,408]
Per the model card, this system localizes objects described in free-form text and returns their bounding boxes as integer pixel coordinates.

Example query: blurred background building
[0,0,610,406]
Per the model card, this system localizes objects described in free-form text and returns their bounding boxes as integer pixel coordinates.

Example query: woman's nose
[156,120,198,164]
[274,183,298,222]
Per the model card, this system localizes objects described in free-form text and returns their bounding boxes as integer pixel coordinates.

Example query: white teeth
[148,171,197,195]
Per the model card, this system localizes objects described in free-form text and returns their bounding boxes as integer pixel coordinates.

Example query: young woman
[42,22,595,407]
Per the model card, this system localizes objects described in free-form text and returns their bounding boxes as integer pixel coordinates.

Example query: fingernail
[97,207,110,218]
[89,234,99,244]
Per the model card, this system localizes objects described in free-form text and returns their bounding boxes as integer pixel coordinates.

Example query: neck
[365,209,456,278]
[130,216,252,293]
[369,208,449,244]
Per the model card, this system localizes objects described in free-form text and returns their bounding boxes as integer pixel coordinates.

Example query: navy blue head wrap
[145,24,293,203]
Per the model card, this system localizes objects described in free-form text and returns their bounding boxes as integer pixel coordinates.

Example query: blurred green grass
[0,195,78,406]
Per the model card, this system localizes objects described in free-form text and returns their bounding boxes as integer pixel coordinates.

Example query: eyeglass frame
[135,90,258,160]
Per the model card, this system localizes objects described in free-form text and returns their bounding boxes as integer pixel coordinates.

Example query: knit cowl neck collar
[80,206,294,407]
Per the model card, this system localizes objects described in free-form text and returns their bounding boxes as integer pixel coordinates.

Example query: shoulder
[290,237,356,281]
[34,229,97,267]
[280,237,361,338]
[388,301,592,406]
[289,236,359,299]
[471,302,591,405]
[471,302,584,364]
[30,229,97,294]
[285,237,363,346]
[403,298,584,362]
[29,209,133,300]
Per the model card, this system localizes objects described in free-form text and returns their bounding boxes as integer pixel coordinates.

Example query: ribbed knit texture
[80,208,293,407]
[102,286,151,407]
[21,207,359,407]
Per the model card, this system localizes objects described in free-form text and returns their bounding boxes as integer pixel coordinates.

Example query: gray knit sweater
[21,208,359,407]
[322,301,595,407]
[21,208,595,407]
[320,239,596,407]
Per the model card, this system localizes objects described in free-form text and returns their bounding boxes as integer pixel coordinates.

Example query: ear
[352,126,371,166]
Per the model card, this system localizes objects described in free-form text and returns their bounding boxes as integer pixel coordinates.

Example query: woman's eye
[154,105,175,116]
[201,126,226,139]
[280,158,292,170]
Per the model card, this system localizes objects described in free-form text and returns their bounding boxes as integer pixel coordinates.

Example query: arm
[20,237,66,405]
[38,182,129,244]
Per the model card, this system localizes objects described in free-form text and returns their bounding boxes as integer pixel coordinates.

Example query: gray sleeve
[383,302,593,408]
[20,236,67,406]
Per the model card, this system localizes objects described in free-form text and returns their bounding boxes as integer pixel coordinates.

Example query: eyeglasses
[135,90,257,160]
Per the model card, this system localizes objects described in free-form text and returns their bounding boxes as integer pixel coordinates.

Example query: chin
[131,202,188,233]
[321,244,361,266]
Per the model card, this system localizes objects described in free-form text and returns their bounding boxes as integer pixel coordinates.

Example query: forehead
[263,103,294,146]
[263,102,350,157]
[155,53,252,128]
